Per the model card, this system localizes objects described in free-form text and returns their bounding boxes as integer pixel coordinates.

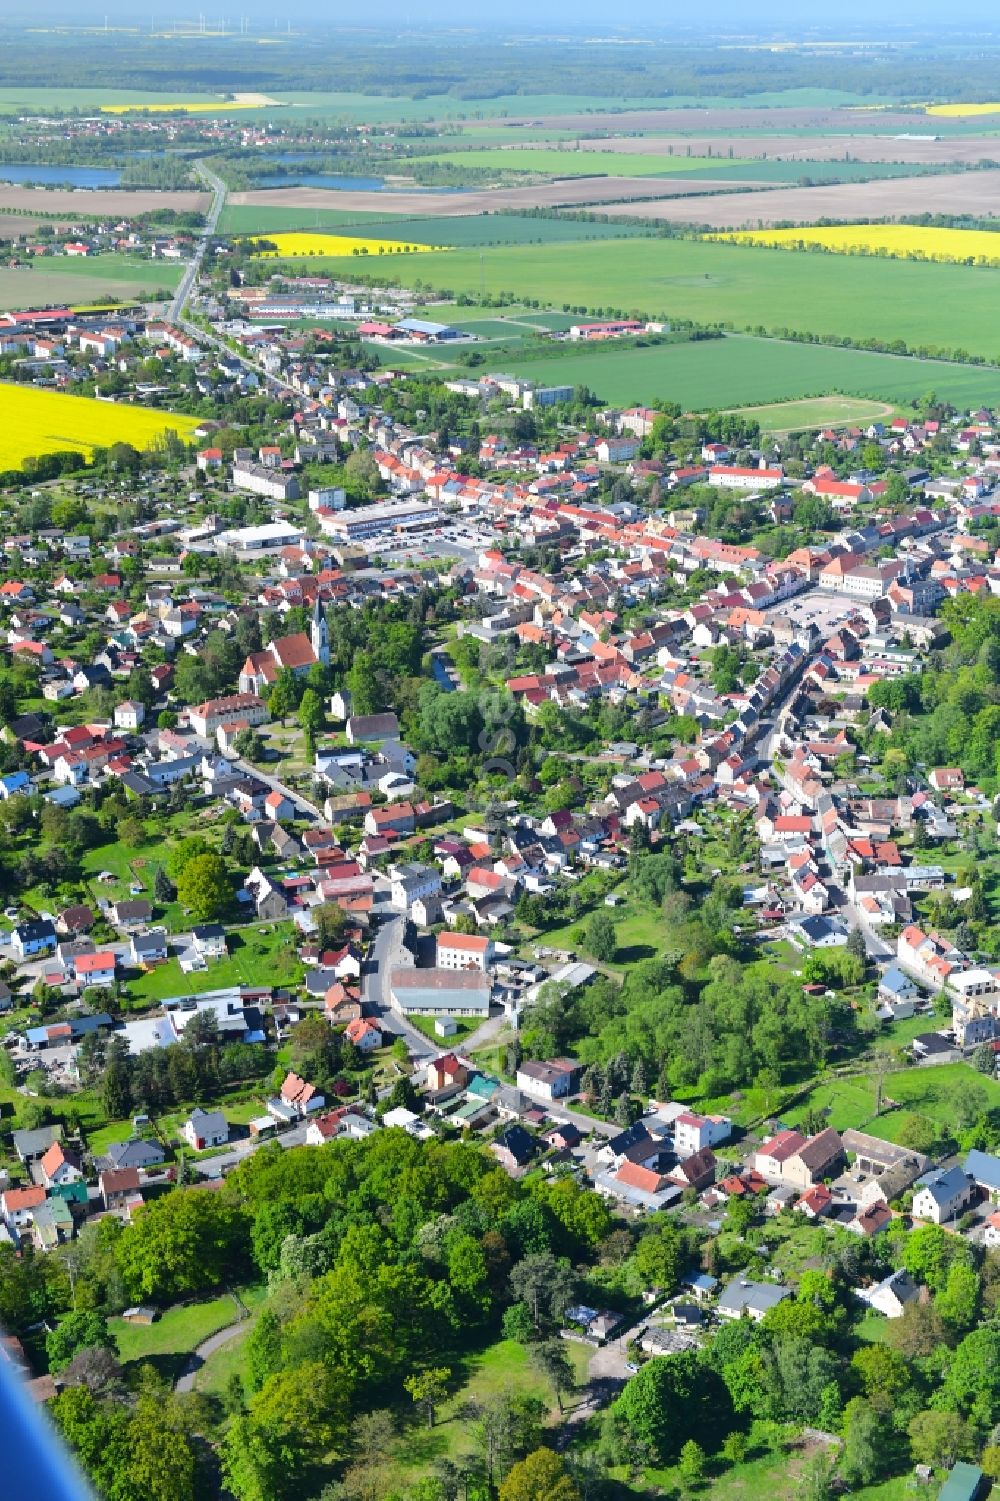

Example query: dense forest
[5,28,1000,105]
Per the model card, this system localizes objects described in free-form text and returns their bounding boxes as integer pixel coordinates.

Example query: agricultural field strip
[224,176,774,218]
[368,330,1000,412]
[271,232,1000,361]
[569,133,1000,164]
[0,384,200,469]
[246,231,447,257]
[595,167,1000,225]
[713,222,1000,264]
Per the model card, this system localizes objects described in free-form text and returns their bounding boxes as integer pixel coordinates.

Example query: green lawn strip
[405,1013,479,1045]
[191,1319,255,1396]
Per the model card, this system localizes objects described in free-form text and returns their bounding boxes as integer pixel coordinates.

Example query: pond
[0,163,122,187]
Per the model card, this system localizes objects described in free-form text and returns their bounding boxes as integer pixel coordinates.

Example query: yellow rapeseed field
[709,224,1000,267]
[101,94,278,114]
[0,384,200,471]
[925,102,1000,117]
[246,233,447,258]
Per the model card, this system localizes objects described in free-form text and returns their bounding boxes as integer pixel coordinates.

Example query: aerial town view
[12,3,1000,1499]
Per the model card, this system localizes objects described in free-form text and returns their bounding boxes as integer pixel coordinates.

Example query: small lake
[257,170,470,193]
[0,163,122,187]
[258,172,388,191]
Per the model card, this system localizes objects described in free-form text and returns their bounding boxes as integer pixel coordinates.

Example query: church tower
[311,595,330,667]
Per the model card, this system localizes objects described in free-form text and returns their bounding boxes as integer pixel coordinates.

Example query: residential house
[912,1166,976,1225]
[105,1138,166,1171]
[491,1124,537,1174]
[181,1108,229,1151]
[99,1167,141,1212]
[717,1279,793,1322]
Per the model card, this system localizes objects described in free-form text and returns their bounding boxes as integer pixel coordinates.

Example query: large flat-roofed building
[317,498,439,543]
[389,967,491,1017]
[394,317,462,342]
[215,519,303,553]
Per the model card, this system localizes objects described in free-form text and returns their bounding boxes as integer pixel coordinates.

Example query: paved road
[364,914,437,1059]
[231,757,323,821]
[843,901,895,960]
[175,1294,250,1392]
[192,1120,309,1180]
[170,159,226,324]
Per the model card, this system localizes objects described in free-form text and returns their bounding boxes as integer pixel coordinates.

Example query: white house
[181,1108,229,1151]
[436,932,493,971]
[912,1166,976,1225]
[673,1111,732,1158]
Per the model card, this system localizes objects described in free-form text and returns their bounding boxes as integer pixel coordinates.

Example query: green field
[422,148,757,177]
[304,233,1000,363]
[794,1061,1000,1141]
[216,203,407,235]
[373,330,1000,412]
[385,1338,591,1488]
[110,1286,266,1380]
[719,394,898,432]
[0,87,221,114]
[0,256,182,311]
[351,213,654,246]
[421,148,930,183]
[127,924,305,1002]
[222,204,655,243]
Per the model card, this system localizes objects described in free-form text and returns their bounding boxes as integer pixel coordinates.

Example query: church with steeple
[237,596,331,694]
[311,595,330,667]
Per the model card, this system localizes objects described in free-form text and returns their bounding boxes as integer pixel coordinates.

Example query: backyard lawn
[127,923,305,1002]
[641,1440,917,1501]
[110,1285,266,1381]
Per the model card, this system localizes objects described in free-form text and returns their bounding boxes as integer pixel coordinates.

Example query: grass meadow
[0,256,182,312]
[371,330,1000,412]
[301,234,1000,361]
[422,147,930,183]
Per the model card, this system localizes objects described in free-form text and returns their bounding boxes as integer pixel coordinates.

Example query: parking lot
[768,588,859,635]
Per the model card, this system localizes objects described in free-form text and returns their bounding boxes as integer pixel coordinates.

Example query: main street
[170,159,226,324]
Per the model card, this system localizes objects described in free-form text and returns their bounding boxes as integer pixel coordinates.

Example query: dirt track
[573,134,1000,165]
[598,168,1000,227]
[229,177,774,216]
[0,187,209,218]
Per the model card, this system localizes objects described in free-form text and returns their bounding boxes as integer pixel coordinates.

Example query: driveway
[843,901,894,960]
[231,758,322,821]
[192,1120,309,1179]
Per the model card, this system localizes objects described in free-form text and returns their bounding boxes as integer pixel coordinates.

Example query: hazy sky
[5,2,994,31]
